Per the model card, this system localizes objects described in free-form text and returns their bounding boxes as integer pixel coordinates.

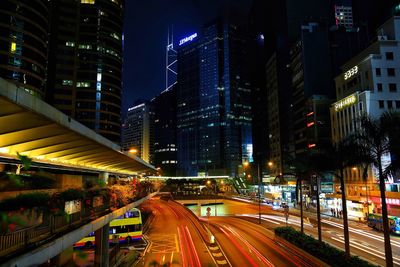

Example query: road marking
[212,252,223,257]
[331,236,400,265]
[217,259,228,265]
[149,234,179,253]
[322,219,400,248]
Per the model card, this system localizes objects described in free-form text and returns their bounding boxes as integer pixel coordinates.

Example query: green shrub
[0,192,50,211]
[22,174,55,189]
[59,188,85,201]
[275,227,376,267]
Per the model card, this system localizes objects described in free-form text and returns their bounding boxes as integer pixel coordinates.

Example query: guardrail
[0,204,109,260]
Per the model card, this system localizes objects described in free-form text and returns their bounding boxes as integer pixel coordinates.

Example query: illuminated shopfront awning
[0,78,155,175]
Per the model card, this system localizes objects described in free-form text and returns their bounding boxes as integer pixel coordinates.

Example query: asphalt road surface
[140,198,215,267]
[207,216,324,267]
[225,197,400,267]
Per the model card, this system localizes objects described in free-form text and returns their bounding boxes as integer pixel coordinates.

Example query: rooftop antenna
[165,25,177,92]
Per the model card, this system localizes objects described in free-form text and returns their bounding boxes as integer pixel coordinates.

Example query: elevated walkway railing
[1,192,157,267]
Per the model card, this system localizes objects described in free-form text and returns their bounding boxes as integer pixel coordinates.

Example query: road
[139,198,215,267]
[207,216,324,267]
[142,197,323,267]
[224,197,400,267]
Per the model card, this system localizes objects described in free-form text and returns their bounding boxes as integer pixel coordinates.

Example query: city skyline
[1,1,400,266]
[122,0,252,116]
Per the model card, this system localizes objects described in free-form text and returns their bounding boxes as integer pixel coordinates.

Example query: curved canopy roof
[0,78,155,175]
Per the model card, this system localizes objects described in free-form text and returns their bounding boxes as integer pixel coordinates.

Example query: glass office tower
[177,19,253,177]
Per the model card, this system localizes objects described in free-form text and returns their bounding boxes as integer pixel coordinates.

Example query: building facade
[176,34,200,176]
[290,22,334,157]
[0,0,49,98]
[331,16,400,217]
[122,102,153,163]
[47,0,124,143]
[151,87,177,176]
[334,0,354,29]
[177,20,253,177]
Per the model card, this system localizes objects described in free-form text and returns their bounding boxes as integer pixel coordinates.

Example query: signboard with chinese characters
[321,182,334,193]
[344,65,358,80]
[179,33,198,46]
[334,93,357,111]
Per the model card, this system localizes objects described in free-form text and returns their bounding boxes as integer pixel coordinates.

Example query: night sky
[122,0,252,117]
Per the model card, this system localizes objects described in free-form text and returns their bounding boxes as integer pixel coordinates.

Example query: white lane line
[262,214,314,227]
[235,214,281,225]
[322,219,400,247]
[331,236,400,265]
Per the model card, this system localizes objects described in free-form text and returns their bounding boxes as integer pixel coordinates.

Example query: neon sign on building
[179,33,198,46]
[334,94,357,111]
[344,65,358,80]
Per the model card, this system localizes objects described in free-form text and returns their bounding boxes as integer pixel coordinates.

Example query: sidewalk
[284,205,370,230]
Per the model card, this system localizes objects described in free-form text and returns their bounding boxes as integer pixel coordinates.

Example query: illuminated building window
[78,44,92,49]
[65,41,75,47]
[77,82,90,87]
[81,0,95,4]
[110,33,120,40]
[62,80,73,86]
[10,42,16,53]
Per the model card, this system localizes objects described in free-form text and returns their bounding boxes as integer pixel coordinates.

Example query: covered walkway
[0,78,155,175]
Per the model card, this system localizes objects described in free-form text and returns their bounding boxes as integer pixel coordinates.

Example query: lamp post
[258,163,261,224]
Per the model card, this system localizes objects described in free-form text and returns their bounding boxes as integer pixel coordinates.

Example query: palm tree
[354,112,400,267]
[285,154,312,234]
[311,138,362,259]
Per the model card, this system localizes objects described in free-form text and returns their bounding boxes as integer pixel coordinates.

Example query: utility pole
[258,163,261,224]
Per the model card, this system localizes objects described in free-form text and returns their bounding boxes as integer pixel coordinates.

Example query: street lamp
[257,163,261,224]
[129,148,138,154]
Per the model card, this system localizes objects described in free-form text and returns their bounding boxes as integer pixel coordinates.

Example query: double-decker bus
[74,208,143,248]
[367,213,400,234]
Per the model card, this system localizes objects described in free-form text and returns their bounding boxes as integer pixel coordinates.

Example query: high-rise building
[334,0,354,29]
[122,101,153,163]
[0,0,49,98]
[151,87,177,176]
[290,22,334,157]
[47,0,124,143]
[330,16,400,217]
[263,0,334,176]
[176,33,200,176]
[177,19,253,177]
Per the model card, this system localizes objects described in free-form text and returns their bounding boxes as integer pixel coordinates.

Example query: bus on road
[367,213,400,234]
[74,208,143,249]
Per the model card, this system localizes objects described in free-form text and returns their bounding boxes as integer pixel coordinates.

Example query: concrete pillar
[94,223,109,267]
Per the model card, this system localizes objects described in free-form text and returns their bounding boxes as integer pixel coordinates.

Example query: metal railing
[0,204,109,260]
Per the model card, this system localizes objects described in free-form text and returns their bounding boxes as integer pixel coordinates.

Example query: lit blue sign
[179,33,198,46]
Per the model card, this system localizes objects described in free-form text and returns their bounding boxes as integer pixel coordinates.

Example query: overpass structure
[147,175,231,180]
[0,78,155,175]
